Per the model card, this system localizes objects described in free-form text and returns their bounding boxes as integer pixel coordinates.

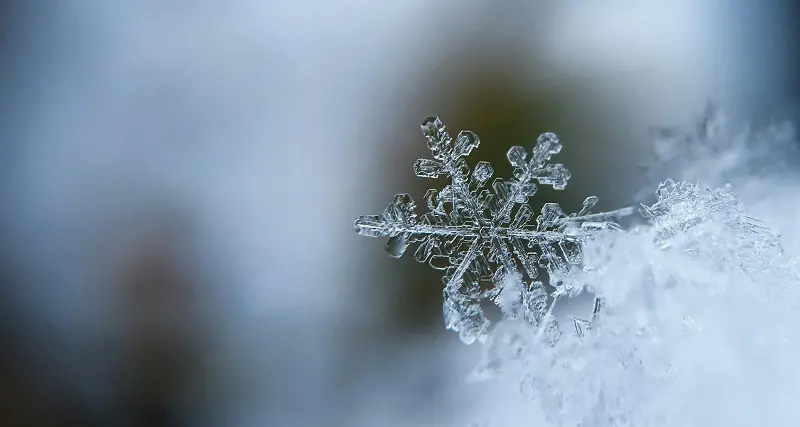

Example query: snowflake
[354,116,634,344]
[355,112,800,427]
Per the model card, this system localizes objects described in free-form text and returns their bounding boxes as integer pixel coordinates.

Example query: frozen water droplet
[386,232,410,257]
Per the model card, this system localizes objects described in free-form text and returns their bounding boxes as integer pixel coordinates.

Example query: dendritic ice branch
[354,117,634,344]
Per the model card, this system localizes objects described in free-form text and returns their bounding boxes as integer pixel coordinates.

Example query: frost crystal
[354,116,633,344]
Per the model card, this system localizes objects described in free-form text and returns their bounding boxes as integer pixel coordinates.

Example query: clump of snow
[474,179,800,425]
[466,111,800,426]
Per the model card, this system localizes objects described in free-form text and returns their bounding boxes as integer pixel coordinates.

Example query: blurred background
[0,1,798,426]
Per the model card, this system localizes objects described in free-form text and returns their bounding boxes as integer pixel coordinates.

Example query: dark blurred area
[0,2,798,427]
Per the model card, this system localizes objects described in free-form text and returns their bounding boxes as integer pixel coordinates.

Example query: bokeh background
[0,2,798,426]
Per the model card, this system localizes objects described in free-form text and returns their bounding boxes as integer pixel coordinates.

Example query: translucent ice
[354,117,633,344]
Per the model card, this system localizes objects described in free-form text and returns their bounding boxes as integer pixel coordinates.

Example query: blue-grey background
[0,2,797,426]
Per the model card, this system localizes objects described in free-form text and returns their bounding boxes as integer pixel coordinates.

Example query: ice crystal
[354,116,634,344]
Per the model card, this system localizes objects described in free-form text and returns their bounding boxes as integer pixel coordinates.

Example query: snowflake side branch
[495,133,567,223]
[419,116,488,224]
